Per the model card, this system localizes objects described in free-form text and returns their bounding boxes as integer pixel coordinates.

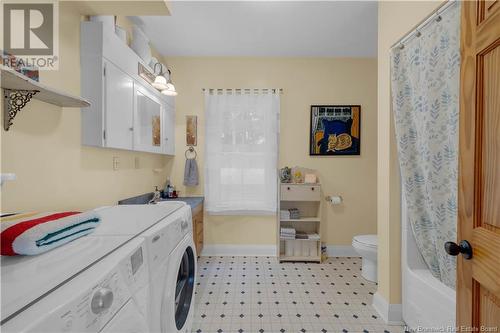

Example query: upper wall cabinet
[80,22,175,155]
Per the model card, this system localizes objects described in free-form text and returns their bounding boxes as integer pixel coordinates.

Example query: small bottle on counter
[163,180,170,198]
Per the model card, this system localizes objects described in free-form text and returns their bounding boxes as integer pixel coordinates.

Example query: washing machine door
[161,235,196,333]
[100,299,149,333]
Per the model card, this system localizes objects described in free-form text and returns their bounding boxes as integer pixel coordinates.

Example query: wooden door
[457,0,500,330]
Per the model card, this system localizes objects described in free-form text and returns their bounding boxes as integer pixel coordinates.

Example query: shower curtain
[391,2,460,289]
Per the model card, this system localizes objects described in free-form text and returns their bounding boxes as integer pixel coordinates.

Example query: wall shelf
[278,181,322,263]
[1,65,90,131]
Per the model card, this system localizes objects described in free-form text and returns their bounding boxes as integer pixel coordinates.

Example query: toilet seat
[352,235,377,249]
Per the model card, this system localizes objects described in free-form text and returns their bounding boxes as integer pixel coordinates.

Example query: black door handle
[444,240,473,260]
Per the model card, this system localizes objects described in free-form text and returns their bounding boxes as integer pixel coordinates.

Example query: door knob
[444,240,473,260]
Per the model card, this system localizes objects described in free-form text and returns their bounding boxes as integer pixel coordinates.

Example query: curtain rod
[202,88,283,94]
[390,0,458,50]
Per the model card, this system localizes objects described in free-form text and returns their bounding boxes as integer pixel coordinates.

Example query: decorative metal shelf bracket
[3,89,39,131]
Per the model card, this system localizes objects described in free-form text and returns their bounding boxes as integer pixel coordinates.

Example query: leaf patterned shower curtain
[391,2,460,289]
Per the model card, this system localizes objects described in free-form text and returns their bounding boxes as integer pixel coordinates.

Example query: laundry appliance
[0,234,130,325]
[90,202,197,333]
[140,203,196,333]
[1,238,149,333]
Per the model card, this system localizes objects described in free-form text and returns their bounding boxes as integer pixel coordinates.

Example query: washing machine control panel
[147,217,182,266]
[4,241,148,333]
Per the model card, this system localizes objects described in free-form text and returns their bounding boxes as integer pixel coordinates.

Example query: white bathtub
[402,198,456,331]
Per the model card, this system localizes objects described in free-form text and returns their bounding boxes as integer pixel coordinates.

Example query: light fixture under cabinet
[152,63,168,90]
[151,63,178,96]
[161,74,177,96]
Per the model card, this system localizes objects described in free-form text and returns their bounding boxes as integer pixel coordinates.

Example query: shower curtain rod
[202,88,283,94]
[390,0,458,50]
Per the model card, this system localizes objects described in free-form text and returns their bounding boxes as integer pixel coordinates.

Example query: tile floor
[192,256,405,333]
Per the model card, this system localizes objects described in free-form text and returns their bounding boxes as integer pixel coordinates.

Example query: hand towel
[1,211,101,256]
[183,158,199,187]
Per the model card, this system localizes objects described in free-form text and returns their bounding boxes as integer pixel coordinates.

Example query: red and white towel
[1,211,101,256]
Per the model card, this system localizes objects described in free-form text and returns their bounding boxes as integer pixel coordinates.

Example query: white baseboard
[201,244,277,257]
[201,244,357,257]
[372,292,404,325]
[326,245,358,257]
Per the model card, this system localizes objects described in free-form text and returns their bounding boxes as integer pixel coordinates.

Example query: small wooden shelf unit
[277,182,322,263]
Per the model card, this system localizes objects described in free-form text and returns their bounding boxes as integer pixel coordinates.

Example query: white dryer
[0,235,130,325]
[141,204,197,333]
[1,238,150,333]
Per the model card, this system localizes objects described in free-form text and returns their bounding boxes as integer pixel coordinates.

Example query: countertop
[118,192,204,210]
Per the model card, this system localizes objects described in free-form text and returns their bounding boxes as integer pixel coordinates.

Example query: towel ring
[185,146,197,159]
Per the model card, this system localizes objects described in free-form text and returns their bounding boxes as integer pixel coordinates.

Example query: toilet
[352,234,378,282]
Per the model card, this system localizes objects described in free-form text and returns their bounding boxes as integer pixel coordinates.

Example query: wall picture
[310,105,361,156]
[186,115,197,146]
[152,115,161,146]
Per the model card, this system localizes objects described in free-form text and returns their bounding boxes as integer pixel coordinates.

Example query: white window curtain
[204,89,280,215]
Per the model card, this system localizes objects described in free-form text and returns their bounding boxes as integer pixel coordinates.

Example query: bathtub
[402,198,456,331]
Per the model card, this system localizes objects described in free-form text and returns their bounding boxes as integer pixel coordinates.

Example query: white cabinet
[105,60,134,150]
[162,98,175,155]
[134,85,163,154]
[80,21,175,155]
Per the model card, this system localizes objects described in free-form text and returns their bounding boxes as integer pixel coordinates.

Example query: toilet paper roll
[327,195,342,205]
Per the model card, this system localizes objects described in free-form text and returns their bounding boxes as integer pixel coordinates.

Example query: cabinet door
[162,98,175,155]
[104,60,134,150]
[134,85,163,154]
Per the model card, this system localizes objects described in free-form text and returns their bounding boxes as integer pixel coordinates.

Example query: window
[204,90,280,215]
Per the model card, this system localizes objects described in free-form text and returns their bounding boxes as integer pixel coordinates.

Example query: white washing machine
[141,204,196,333]
[1,234,130,325]
[1,238,149,333]
[91,203,185,238]
[91,202,197,332]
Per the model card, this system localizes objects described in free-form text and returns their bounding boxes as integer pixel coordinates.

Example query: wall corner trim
[201,244,277,257]
[372,292,404,326]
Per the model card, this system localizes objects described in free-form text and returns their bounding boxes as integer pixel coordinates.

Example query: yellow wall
[1,4,171,212]
[377,0,442,304]
[162,57,378,246]
[1,5,378,249]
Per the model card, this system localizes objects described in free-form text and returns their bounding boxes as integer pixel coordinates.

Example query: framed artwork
[186,115,198,146]
[310,105,361,156]
[152,115,161,146]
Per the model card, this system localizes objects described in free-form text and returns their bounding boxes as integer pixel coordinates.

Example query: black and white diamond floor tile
[192,256,405,333]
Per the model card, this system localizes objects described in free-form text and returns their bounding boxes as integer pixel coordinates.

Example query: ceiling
[134,1,378,57]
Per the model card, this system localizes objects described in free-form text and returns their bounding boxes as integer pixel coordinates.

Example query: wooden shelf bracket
[3,89,39,131]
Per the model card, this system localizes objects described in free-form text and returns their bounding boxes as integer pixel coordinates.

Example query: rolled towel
[308,233,321,241]
[1,211,101,256]
[280,210,291,219]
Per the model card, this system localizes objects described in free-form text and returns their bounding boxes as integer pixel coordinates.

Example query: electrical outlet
[113,157,120,171]
[134,157,140,169]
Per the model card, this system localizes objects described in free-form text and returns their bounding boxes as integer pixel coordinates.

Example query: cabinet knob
[165,138,168,141]
[287,187,290,190]
[129,127,133,131]
[311,187,315,191]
